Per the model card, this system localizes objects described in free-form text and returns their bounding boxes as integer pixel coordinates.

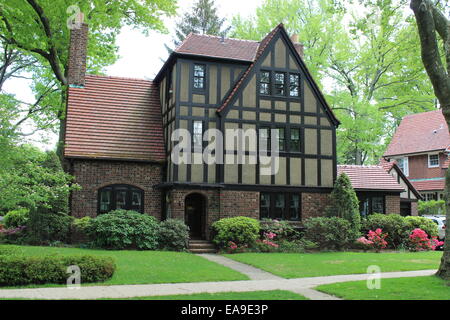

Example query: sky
[8,0,264,150]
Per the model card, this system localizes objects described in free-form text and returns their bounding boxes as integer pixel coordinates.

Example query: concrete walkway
[197,254,283,280]
[0,269,436,300]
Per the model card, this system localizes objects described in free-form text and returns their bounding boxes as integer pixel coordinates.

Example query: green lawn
[102,290,308,300]
[223,251,441,278]
[1,245,248,287]
[316,276,450,300]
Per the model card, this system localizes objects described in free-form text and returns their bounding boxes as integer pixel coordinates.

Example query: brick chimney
[67,13,88,87]
[290,34,304,58]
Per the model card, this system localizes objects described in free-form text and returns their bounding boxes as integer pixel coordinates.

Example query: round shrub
[303,217,354,251]
[3,209,29,228]
[71,217,93,243]
[27,207,73,244]
[158,219,190,251]
[361,214,409,249]
[211,217,260,249]
[88,210,159,250]
[260,219,300,241]
[404,216,438,238]
[0,254,115,286]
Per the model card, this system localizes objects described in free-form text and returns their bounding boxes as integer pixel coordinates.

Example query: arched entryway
[185,193,206,239]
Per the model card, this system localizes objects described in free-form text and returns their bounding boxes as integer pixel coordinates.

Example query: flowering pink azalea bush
[356,228,388,252]
[226,241,247,254]
[408,228,444,251]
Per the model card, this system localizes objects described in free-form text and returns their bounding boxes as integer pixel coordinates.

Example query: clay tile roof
[384,109,450,157]
[379,158,395,172]
[64,74,165,162]
[175,33,260,61]
[410,179,445,192]
[337,165,404,192]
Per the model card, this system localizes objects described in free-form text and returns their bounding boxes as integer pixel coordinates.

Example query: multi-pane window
[396,157,409,176]
[260,71,271,95]
[260,193,301,221]
[98,185,144,214]
[259,127,271,151]
[274,72,285,95]
[193,64,205,89]
[289,74,300,97]
[372,197,384,214]
[276,128,285,151]
[358,195,384,217]
[193,121,203,149]
[290,128,300,152]
[428,154,440,167]
[260,193,271,219]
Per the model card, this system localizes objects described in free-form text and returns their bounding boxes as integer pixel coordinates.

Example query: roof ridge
[188,33,260,43]
[85,74,153,83]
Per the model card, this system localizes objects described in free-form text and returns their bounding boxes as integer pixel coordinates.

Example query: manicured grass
[1,245,248,287]
[223,251,441,278]
[103,290,308,300]
[316,276,450,300]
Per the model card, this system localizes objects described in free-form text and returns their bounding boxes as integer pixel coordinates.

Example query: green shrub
[0,254,115,286]
[276,239,318,253]
[303,217,354,251]
[0,245,22,256]
[88,210,159,250]
[3,208,29,228]
[158,219,190,251]
[418,200,445,216]
[26,206,73,244]
[260,219,300,241]
[71,217,92,243]
[404,216,439,238]
[361,214,409,249]
[211,217,260,249]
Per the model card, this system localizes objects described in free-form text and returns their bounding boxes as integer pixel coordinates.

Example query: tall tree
[231,0,435,164]
[410,0,450,280]
[167,0,229,52]
[0,0,176,154]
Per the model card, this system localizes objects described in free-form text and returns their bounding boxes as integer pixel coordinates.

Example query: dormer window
[429,154,440,168]
[193,64,205,90]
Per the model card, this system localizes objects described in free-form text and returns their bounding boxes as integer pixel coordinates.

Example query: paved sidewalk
[197,254,283,280]
[0,269,436,300]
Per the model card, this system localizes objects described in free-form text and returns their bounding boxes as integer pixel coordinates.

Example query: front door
[185,193,205,239]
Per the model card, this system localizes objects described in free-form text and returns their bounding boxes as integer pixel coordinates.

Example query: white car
[423,215,446,241]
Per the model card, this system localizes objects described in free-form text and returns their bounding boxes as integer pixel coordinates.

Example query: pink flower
[409,228,443,251]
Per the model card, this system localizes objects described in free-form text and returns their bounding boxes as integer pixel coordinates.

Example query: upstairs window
[274,72,285,95]
[428,154,440,168]
[289,74,300,97]
[276,128,285,152]
[98,185,144,214]
[260,71,271,95]
[396,157,409,176]
[193,64,205,90]
[290,128,301,152]
[259,127,271,151]
[193,121,203,149]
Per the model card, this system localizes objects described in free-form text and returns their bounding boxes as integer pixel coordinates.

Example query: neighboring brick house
[337,165,419,216]
[64,22,343,239]
[384,109,450,201]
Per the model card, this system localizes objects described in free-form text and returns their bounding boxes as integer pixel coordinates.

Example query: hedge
[0,254,115,286]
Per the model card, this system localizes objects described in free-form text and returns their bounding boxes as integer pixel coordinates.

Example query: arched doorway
[185,193,206,239]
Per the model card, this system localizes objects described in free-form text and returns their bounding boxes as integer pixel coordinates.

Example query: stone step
[189,242,215,249]
[189,248,217,254]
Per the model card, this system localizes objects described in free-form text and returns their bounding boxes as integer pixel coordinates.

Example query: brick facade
[69,159,163,219]
[301,193,332,220]
[385,195,401,214]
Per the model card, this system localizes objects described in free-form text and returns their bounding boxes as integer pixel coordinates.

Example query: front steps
[189,239,216,254]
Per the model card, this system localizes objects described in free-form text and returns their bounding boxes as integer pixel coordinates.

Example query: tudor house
[64,22,339,239]
[384,109,450,201]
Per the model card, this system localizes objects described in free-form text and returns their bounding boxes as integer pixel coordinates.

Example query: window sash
[290,128,300,152]
[193,121,203,148]
[98,185,144,214]
[429,154,439,167]
[260,71,271,95]
[260,193,301,221]
[193,64,205,89]
[289,74,300,97]
[276,128,285,151]
[274,72,285,95]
